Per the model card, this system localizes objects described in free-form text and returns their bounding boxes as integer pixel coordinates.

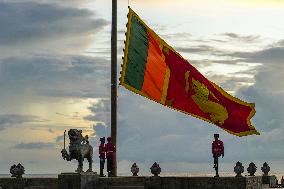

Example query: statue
[247,162,257,176]
[10,163,25,178]
[150,162,161,177]
[99,137,106,177]
[261,162,270,176]
[211,134,224,177]
[131,163,139,176]
[61,129,93,173]
[106,137,116,177]
[234,161,244,177]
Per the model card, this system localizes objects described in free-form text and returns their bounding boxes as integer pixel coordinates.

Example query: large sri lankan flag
[120,8,259,137]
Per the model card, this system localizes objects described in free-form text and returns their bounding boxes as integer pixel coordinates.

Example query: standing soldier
[106,137,116,177]
[212,134,224,177]
[99,137,106,177]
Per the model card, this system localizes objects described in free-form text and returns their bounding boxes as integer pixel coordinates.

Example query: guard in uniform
[106,137,116,177]
[99,137,106,177]
[212,134,224,177]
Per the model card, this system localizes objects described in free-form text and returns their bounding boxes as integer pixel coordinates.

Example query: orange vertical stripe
[142,31,167,101]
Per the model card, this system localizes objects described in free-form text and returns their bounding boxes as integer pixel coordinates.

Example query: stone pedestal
[262,175,270,185]
[58,172,99,189]
[145,176,161,189]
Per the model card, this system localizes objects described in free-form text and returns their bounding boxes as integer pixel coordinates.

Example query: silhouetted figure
[99,137,106,177]
[106,137,116,177]
[212,134,224,177]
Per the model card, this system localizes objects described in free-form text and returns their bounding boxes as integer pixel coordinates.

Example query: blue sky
[0,0,284,175]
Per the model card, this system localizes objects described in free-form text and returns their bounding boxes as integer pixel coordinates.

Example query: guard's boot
[100,167,105,177]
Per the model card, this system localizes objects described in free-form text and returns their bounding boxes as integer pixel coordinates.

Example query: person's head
[214,134,219,140]
[100,137,105,144]
[107,137,112,142]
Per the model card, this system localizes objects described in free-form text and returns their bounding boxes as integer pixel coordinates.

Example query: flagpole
[111,0,117,176]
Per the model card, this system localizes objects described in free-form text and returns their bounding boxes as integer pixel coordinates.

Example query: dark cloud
[222,33,259,43]
[0,114,41,131]
[173,39,284,70]
[206,74,255,93]
[231,47,284,64]
[209,59,241,65]
[175,45,235,57]
[230,68,284,161]
[14,142,55,149]
[169,33,261,61]
[239,86,284,132]
[273,39,284,47]
[176,45,217,54]
[0,55,110,98]
[84,112,110,126]
[88,99,110,113]
[84,99,112,139]
[0,1,107,44]
[211,38,284,64]
[0,1,108,56]
[161,32,192,39]
[39,89,108,99]
[93,123,109,137]
[85,99,111,130]
[210,39,227,43]
[222,39,284,161]
[237,64,284,132]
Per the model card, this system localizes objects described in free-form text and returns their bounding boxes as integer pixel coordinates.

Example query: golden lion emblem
[185,71,228,125]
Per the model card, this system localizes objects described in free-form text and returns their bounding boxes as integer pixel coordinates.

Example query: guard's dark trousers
[100,158,105,177]
[107,157,113,177]
[214,156,219,177]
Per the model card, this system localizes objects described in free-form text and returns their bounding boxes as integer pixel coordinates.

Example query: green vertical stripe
[125,16,149,90]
